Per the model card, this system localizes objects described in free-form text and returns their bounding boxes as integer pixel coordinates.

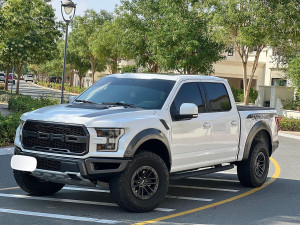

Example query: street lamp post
[60,0,76,104]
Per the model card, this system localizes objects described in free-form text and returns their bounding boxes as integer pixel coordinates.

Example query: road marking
[169,185,239,192]
[0,208,119,224]
[0,187,19,191]
[64,187,110,193]
[0,193,174,212]
[187,177,240,183]
[64,187,213,202]
[133,157,281,225]
[165,195,213,202]
[216,170,236,174]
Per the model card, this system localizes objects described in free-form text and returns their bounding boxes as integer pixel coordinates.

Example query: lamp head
[61,0,76,22]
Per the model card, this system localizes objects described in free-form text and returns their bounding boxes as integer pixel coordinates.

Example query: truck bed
[237,105,274,111]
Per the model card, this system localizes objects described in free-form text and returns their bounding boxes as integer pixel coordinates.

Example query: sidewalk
[32,83,78,96]
[279,131,300,140]
[0,146,14,155]
[0,103,10,116]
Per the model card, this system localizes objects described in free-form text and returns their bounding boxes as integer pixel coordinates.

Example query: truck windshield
[76,76,175,109]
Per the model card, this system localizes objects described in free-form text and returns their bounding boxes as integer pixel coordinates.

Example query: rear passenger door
[200,82,240,164]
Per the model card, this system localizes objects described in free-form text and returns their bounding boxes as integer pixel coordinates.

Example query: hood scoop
[66,103,109,110]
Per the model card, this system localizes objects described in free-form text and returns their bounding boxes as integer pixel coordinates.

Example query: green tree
[67,32,90,88]
[2,0,60,94]
[92,20,124,74]
[71,10,113,83]
[206,0,300,105]
[286,55,300,97]
[117,0,223,74]
[0,2,13,91]
[271,1,300,65]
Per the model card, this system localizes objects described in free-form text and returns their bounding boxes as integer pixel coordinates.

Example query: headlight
[95,128,124,151]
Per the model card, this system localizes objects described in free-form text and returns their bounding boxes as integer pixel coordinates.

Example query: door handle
[231,120,238,126]
[203,122,211,129]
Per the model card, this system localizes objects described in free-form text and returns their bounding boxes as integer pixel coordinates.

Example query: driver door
[170,82,212,173]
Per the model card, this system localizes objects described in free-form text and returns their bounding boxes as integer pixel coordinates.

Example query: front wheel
[237,142,269,187]
[109,151,169,212]
[13,170,64,196]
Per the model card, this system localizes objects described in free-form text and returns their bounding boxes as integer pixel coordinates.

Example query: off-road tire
[109,151,169,212]
[237,141,269,187]
[13,170,64,196]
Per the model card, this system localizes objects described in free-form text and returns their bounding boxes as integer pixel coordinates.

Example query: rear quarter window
[202,82,232,112]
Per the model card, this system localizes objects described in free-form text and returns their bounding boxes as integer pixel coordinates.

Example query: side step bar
[170,164,234,181]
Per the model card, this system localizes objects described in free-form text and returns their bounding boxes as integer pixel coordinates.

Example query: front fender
[124,128,171,160]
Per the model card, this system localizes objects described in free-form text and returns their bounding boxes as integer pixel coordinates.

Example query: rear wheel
[13,170,64,196]
[237,142,269,187]
[109,151,169,212]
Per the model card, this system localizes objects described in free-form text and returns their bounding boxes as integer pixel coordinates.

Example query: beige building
[213,47,288,90]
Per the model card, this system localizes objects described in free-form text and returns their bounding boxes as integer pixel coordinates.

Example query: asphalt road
[0,135,299,225]
[7,80,77,101]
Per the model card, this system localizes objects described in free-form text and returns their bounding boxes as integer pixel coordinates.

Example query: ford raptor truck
[11,74,279,212]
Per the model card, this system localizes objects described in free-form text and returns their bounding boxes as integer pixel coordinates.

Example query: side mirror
[68,96,76,103]
[174,103,198,121]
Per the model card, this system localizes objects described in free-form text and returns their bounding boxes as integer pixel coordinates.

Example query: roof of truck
[109,73,225,82]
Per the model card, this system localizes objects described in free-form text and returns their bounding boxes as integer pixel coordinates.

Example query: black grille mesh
[37,158,61,171]
[22,121,88,155]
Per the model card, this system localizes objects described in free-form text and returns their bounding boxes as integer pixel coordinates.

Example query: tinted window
[77,77,175,109]
[203,82,231,112]
[171,82,204,116]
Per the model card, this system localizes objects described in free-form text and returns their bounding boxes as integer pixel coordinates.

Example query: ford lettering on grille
[25,131,86,143]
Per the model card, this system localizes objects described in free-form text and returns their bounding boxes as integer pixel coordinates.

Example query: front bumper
[14,147,131,183]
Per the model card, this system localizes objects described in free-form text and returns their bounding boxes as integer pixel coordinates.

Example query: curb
[278,132,300,140]
[0,146,14,156]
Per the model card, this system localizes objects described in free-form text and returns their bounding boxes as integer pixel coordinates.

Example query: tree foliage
[71,10,113,82]
[1,0,60,94]
[205,0,300,105]
[92,19,125,74]
[286,55,300,97]
[117,0,224,74]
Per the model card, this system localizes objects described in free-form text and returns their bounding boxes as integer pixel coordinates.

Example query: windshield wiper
[74,99,96,104]
[101,102,136,108]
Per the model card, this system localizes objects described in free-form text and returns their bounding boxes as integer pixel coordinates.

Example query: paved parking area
[0,136,299,225]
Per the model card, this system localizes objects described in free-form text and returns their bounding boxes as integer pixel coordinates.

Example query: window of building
[202,82,232,112]
[170,82,205,116]
[249,46,258,53]
[272,78,287,87]
[227,45,234,56]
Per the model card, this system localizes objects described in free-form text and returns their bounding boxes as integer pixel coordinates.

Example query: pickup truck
[11,74,279,212]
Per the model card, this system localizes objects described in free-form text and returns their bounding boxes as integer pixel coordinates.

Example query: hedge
[231,87,258,103]
[279,117,300,132]
[0,95,59,147]
[0,113,21,147]
[8,95,59,114]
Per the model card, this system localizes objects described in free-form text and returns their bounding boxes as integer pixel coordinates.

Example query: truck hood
[23,104,156,127]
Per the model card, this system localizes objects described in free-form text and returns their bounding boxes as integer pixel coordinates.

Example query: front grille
[37,158,61,171]
[22,120,89,155]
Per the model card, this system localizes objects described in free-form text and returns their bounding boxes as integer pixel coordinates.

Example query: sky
[50,0,121,21]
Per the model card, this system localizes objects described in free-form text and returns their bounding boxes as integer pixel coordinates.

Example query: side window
[202,82,232,112]
[170,82,204,116]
